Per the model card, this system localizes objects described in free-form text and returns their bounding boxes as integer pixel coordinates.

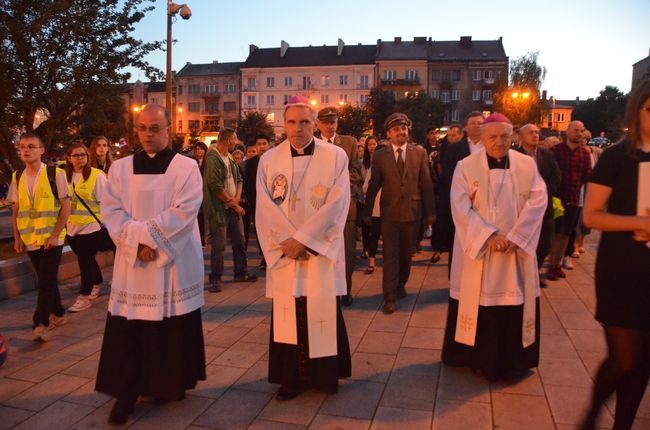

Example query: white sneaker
[32,324,48,342]
[68,296,92,312]
[89,285,101,300]
[562,257,575,270]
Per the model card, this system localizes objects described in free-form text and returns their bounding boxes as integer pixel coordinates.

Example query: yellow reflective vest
[14,164,66,246]
[68,168,102,226]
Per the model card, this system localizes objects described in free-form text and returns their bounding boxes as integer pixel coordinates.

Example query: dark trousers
[343,219,356,295]
[67,231,104,295]
[209,210,248,282]
[537,216,554,268]
[381,220,418,300]
[27,245,64,328]
[362,217,381,258]
[561,204,581,257]
[197,207,205,246]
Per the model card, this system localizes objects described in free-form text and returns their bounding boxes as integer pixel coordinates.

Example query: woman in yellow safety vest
[65,143,108,312]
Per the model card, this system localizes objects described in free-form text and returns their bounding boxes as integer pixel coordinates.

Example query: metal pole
[166,1,173,147]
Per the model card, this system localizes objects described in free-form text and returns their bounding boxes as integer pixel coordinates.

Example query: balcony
[201,90,220,99]
[200,109,220,117]
[482,99,494,106]
[380,78,420,87]
[483,78,495,85]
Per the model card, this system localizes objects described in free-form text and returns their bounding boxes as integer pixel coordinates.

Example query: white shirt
[391,143,407,162]
[468,138,484,154]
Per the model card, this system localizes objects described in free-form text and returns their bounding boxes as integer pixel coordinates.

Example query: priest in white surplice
[96,105,206,425]
[441,112,547,381]
[256,96,351,400]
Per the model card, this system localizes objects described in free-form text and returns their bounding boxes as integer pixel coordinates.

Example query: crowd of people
[4,79,649,428]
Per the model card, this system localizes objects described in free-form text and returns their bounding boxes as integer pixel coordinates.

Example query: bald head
[566,120,585,146]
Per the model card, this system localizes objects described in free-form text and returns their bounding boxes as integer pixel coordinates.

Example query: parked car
[588,137,611,148]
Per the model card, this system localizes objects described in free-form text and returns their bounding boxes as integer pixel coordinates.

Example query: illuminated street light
[309,99,317,107]
[167,1,192,142]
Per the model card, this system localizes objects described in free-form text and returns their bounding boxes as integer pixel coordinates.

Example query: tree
[395,92,446,143]
[0,0,163,167]
[494,51,546,126]
[337,104,370,138]
[573,86,627,139]
[237,111,274,145]
[366,88,396,137]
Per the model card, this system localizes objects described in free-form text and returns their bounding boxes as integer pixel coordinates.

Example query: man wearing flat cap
[317,106,363,306]
[364,112,434,314]
[441,112,547,381]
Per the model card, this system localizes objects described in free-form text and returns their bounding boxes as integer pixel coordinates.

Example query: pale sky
[128,0,650,100]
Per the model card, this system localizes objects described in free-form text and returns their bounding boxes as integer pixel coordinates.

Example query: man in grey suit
[364,113,435,314]
[317,107,363,306]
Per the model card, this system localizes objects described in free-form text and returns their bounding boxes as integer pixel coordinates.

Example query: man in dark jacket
[243,134,271,269]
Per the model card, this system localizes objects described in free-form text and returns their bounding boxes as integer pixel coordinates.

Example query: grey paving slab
[0,235,640,430]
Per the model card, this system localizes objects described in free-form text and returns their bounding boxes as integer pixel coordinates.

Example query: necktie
[396,148,405,177]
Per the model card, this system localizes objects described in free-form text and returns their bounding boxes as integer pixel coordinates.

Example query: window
[246,95,256,106]
[384,70,397,81]
[188,120,200,130]
[431,89,440,99]
[359,75,369,89]
[451,110,460,122]
[452,70,461,81]
[204,84,217,95]
[483,70,494,80]
[205,102,219,113]
[149,97,158,105]
[177,85,183,95]
[472,70,481,81]
[472,90,481,101]
[339,94,348,103]
[321,94,329,104]
[188,102,200,112]
[246,77,256,90]
[302,76,311,90]
[224,84,236,93]
[224,119,237,128]
[321,75,330,87]
[440,91,450,103]
[482,90,493,102]
[266,95,275,105]
[431,70,440,81]
[405,70,418,81]
[284,95,291,104]
[223,101,236,111]
[284,76,293,87]
[495,70,503,80]
[339,75,348,86]
[360,94,369,104]
[266,77,275,88]
[451,90,461,101]
[178,120,182,132]
[188,84,200,96]
[441,71,451,81]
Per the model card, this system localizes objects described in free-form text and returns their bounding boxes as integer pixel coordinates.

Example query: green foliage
[573,86,628,138]
[494,51,546,126]
[0,0,163,166]
[337,105,370,138]
[237,111,275,145]
[366,88,445,142]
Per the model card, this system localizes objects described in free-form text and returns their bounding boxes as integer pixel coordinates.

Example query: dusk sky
[128,0,650,100]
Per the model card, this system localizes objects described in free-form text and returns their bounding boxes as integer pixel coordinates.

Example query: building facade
[175,61,243,136]
[632,49,650,90]
[241,40,376,136]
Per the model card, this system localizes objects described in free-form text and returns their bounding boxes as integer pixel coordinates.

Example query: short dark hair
[464,111,483,125]
[426,127,437,134]
[448,123,463,131]
[218,128,236,143]
[254,134,269,142]
[19,132,43,146]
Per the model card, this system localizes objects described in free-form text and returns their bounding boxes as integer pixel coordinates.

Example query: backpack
[15,165,60,203]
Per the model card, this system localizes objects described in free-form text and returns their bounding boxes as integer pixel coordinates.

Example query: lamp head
[179,5,191,19]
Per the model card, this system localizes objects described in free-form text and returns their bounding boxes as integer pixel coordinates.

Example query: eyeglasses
[18,144,42,150]
[70,154,88,158]
[136,124,168,133]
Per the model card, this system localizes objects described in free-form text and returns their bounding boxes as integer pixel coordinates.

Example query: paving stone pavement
[1,236,649,429]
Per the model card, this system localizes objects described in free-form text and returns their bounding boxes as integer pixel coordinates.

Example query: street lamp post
[166,1,192,143]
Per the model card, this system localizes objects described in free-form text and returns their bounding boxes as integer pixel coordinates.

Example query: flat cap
[384,112,412,131]
[317,106,338,121]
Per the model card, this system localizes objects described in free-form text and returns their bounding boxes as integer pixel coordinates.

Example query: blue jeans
[209,209,248,282]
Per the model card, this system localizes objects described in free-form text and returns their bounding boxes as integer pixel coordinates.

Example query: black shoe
[342,293,353,306]
[233,274,258,283]
[383,300,396,314]
[429,252,441,263]
[397,287,407,299]
[258,260,267,270]
[275,386,301,401]
[108,394,137,425]
[208,281,222,293]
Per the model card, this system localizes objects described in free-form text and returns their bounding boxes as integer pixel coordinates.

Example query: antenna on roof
[280,40,289,58]
[337,38,344,56]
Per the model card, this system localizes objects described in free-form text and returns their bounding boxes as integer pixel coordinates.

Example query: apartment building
[175,61,243,135]
[241,40,376,135]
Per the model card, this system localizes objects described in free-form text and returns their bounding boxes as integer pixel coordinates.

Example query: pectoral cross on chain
[289,194,300,211]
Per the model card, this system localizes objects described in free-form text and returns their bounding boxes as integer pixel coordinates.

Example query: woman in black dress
[581,79,650,430]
